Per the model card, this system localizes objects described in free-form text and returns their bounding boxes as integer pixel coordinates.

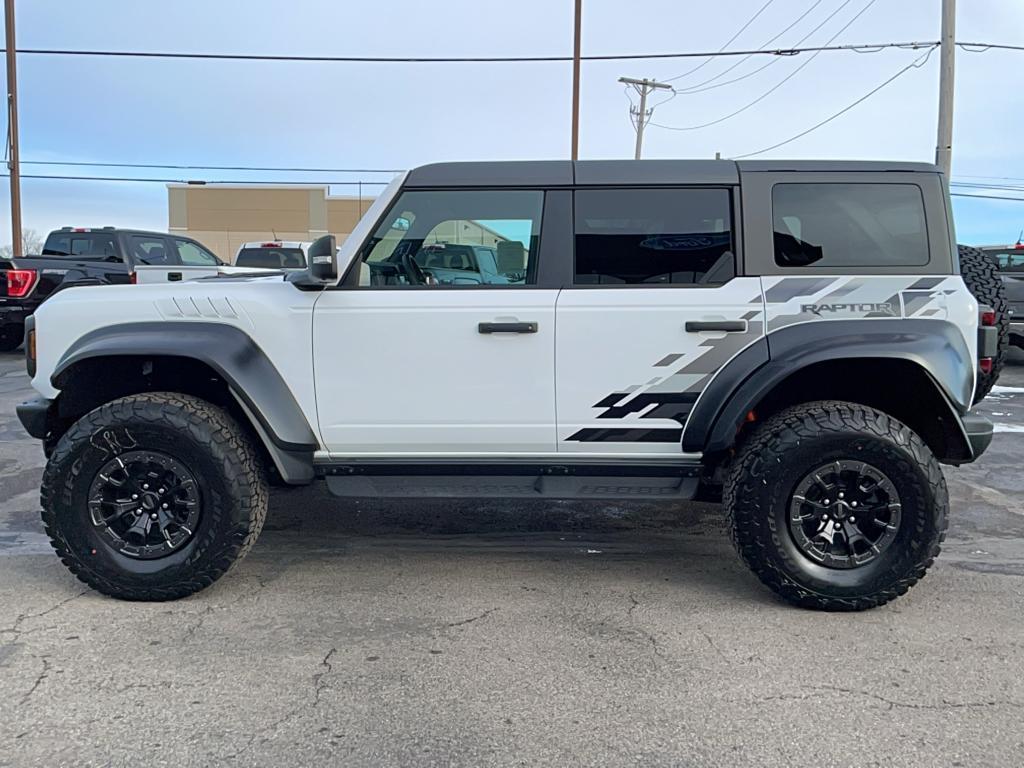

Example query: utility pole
[619,77,672,160]
[4,0,23,256]
[935,0,956,178]
[570,0,582,160]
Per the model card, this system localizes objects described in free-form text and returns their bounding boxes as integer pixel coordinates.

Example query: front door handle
[167,272,183,282]
[685,320,747,333]
[478,321,538,334]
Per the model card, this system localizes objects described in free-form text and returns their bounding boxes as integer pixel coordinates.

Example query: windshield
[235,248,306,269]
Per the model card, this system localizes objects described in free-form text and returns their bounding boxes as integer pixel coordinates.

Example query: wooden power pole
[4,0,23,256]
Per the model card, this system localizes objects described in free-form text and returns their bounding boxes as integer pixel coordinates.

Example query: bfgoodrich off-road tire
[958,244,1008,403]
[725,400,948,611]
[41,392,268,600]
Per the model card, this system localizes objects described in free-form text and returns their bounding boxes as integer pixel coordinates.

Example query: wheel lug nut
[158,488,165,494]
[850,516,856,523]
[131,494,138,500]
[162,503,169,509]
[150,512,158,520]
[838,492,844,499]
[143,484,149,490]
[823,515,829,520]
[823,499,830,505]
[851,501,858,507]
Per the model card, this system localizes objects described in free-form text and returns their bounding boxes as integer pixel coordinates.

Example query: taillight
[979,357,994,375]
[6,269,37,298]
[26,328,36,377]
[981,309,996,327]
[129,271,138,284]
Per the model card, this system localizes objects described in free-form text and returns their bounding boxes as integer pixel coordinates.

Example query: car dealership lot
[0,351,1022,767]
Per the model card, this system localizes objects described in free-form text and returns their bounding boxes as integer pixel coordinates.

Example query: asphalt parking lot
[1,350,1022,768]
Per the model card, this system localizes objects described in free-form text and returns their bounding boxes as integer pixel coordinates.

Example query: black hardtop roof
[405,159,939,187]
[49,227,192,239]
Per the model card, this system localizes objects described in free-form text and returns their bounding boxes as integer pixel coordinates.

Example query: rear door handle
[685,320,747,333]
[478,321,538,334]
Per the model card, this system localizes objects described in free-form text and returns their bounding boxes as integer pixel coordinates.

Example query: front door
[313,188,558,456]
[556,186,764,456]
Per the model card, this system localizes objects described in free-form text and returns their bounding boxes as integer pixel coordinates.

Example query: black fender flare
[682,319,975,456]
[51,322,318,482]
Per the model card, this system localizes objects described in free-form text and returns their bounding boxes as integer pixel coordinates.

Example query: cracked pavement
[1,351,1023,767]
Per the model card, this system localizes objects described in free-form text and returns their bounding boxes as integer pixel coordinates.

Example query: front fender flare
[51,322,318,481]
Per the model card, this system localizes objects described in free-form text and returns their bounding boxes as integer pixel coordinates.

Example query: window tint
[42,233,118,260]
[360,190,542,287]
[129,236,174,266]
[236,248,306,269]
[986,248,1024,273]
[573,188,734,285]
[773,183,929,268]
[174,238,221,266]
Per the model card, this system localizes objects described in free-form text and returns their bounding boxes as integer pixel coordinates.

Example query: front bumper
[961,412,994,461]
[16,396,52,440]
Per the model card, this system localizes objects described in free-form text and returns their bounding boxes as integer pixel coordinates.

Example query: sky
[1,0,1022,247]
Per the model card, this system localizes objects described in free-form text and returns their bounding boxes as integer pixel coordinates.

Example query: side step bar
[319,460,701,500]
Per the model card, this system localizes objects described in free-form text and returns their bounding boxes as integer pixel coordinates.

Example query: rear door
[555,186,764,456]
[38,231,129,289]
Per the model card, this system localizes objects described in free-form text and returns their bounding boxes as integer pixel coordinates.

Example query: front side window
[174,238,221,266]
[773,183,929,268]
[573,188,734,285]
[359,190,543,287]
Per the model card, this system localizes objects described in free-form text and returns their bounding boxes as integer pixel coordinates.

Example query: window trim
[336,186,551,291]
[738,171,950,277]
[567,185,739,290]
[770,181,932,270]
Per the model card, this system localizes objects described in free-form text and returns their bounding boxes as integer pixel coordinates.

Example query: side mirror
[307,235,338,282]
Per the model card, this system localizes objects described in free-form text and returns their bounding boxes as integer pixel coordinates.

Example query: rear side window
[573,188,735,285]
[773,183,929,268]
[42,233,118,260]
[129,236,175,266]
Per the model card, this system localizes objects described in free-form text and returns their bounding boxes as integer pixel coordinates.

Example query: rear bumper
[0,306,27,325]
[961,412,994,462]
[16,396,52,440]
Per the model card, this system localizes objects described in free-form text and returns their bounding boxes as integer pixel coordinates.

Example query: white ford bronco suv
[16,160,1000,611]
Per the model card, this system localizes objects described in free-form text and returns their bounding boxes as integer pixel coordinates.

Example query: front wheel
[41,392,268,600]
[725,400,947,611]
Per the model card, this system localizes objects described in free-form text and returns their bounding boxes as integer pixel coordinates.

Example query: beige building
[167,184,378,262]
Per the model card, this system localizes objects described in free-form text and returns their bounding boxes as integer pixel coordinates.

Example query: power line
[649,0,882,132]
[731,45,937,158]
[0,173,389,186]
[20,160,402,174]
[671,0,833,94]
[951,193,1024,203]
[957,42,1024,53]
[665,0,778,82]
[0,41,947,64]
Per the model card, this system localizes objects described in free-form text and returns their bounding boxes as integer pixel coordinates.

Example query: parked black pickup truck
[0,227,224,351]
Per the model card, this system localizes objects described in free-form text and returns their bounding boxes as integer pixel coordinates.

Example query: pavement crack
[756,686,1024,711]
[697,627,729,662]
[312,647,337,707]
[446,607,498,628]
[181,605,214,642]
[1,591,88,640]
[21,656,52,705]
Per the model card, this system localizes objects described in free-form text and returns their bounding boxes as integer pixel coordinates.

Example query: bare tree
[0,228,43,259]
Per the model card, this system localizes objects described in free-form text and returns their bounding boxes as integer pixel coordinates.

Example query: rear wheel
[958,244,1008,402]
[41,392,268,600]
[726,400,947,611]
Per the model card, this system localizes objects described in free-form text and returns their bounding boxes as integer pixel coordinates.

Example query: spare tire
[958,244,1008,403]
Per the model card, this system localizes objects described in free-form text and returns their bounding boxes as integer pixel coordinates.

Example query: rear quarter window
[773,183,930,269]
